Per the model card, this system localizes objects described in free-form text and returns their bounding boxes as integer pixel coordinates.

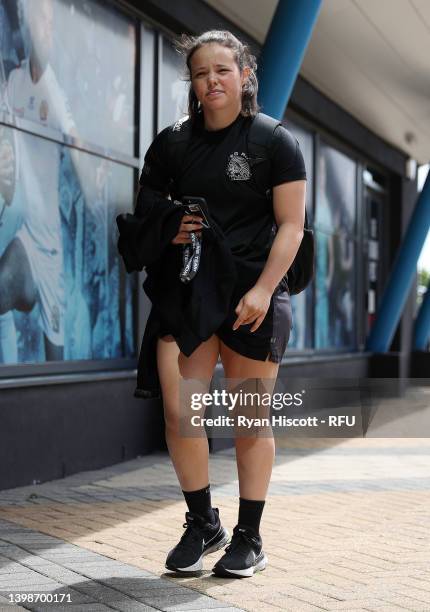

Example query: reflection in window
[286,121,314,350]
[61,149,135,361]
[315,145,356,235]
[315,143,356,349]
[158,37,189,130]
[0,0,136,366]
[54,0,136,155]
[0,0,136,156]
[0,129,135,364]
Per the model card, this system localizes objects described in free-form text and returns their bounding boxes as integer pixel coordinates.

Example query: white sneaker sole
[165,529,230,573]
[214,553,268,578]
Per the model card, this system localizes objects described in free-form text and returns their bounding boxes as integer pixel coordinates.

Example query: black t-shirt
[140,111,306,284]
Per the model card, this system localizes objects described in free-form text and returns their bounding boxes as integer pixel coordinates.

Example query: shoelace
[225,528,259,554]
[177,515,206,547]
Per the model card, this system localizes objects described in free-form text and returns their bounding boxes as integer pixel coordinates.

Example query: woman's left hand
[233,285,272,332]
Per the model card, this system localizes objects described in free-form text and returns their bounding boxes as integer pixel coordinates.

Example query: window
[314,142,357,349]
[158,36,188,131]
[0,0,137,366]
[285,121,314,351]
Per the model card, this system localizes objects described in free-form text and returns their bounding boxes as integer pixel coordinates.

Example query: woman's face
[190,43,249,114]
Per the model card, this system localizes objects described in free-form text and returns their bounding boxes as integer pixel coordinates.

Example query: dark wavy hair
[174,30,260,123]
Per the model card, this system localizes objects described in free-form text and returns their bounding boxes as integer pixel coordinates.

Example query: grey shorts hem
[267,288,293,362]
[217,287,292,363]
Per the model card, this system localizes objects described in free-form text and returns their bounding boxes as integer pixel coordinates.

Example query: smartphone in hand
[181,196,210,229]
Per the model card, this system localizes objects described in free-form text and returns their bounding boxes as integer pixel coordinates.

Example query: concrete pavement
[0,388,430,611]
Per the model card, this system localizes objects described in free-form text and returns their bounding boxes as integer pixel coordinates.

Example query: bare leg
[219,340,279,500]
[156,334,220,491]
[0,238,37,314]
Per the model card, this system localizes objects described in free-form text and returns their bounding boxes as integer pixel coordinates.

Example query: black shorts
[216,283,292,363]
[158,284,293,364]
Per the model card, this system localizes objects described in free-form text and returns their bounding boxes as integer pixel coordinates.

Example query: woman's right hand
[171,214,203,245]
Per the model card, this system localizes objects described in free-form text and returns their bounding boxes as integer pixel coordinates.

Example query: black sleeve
[270,125,307,187]
[135,126,172,219]
[116,205,183,272]
[139,126,171,192]
[117,125,184,272]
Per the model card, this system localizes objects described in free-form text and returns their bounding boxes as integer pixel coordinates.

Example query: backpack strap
[248,112,309,228]
[248,112,282,158]
[166,115,193,199]
[247,112,281,200]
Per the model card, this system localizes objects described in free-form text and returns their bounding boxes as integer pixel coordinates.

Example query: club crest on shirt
[226,152,251,181]
[172,115,189,132]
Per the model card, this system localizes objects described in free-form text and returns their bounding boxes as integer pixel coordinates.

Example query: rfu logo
[226,152,251,181]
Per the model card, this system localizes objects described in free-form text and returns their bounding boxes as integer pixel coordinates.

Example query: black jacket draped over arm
[117,172,237,398]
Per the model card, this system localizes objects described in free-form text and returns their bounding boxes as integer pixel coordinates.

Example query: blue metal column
[413,278,430,350]
[257,0,323,119]
[366,169,430,352]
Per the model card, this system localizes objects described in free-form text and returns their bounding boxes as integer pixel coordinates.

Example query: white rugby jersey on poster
[6,58,75,256]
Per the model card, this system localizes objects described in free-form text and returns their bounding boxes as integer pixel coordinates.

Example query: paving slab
[0,387,429,610]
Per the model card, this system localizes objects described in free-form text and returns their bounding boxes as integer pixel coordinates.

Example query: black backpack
[166,112,315,296]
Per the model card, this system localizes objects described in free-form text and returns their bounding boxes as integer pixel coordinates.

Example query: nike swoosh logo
[203,528,221,547]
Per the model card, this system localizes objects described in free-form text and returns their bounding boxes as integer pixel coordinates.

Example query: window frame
[0,1,146,382]
[284,108,389,357]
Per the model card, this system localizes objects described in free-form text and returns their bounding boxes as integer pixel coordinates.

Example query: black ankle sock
[238,497,265,535]
[182,485,216,524]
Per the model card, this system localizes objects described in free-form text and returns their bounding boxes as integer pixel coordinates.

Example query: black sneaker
[212,524,268,578]
[165,508,230,573]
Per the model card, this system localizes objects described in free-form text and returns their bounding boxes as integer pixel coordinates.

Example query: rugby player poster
[0,0,136,364]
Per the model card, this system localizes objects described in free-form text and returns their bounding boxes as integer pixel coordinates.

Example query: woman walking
[139,30,306,578]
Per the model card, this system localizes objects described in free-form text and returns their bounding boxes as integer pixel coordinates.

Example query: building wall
[0,376,165,490]
[0,0,417,489]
